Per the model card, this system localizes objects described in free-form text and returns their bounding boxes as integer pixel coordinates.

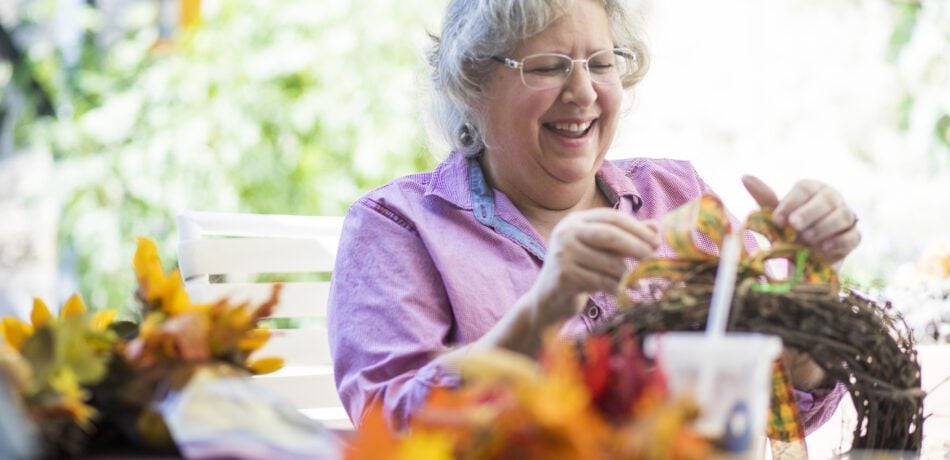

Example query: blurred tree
[17,0,440,313]
[887,0,949,171]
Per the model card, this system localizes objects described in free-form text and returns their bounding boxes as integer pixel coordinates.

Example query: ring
[846,215,859,231]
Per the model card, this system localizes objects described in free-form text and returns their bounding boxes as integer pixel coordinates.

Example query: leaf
[246,356,284,375]
[109,320,140,340]
[31,298,54,329]
[61,293,87,318]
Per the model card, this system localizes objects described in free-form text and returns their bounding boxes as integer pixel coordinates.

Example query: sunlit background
[1,1,947,331]
[1,0,948,456]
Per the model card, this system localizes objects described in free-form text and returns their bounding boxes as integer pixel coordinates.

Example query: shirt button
[586,305,601,320]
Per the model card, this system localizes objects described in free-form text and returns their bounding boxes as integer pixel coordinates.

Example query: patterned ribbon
[768,359,808,458]
[616,194,833,455]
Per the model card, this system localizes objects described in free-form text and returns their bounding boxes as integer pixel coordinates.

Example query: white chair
[176,210,351,430]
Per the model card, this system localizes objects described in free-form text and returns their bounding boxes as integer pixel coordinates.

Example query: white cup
[644,332,782,456]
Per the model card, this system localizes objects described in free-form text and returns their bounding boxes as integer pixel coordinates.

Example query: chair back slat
[175,211,350,428]
[178,238,337,280]
[188,282,331,318]
[254,328,332,366]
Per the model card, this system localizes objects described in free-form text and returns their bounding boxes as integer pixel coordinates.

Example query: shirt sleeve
[327,197,460,428]
[796,381,848,435]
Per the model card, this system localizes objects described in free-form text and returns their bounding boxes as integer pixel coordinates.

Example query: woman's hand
[741,175,861,266]
[528,208,660,324]
[782,347,832,391]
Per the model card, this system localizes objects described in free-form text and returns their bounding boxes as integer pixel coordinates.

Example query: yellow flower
[61,293,87,318]
[134,238,208,317]
[1,317,33,350]
[49,367,97,430]
[2,295,117,353]
[30,298,53,328]
[90,310,118,332]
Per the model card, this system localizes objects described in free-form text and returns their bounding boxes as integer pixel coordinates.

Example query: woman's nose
[560,64,597,106]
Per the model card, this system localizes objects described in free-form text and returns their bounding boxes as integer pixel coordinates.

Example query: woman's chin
[539,155,604,184]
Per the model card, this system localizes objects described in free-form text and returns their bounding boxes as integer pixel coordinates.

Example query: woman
[328,0,860,430]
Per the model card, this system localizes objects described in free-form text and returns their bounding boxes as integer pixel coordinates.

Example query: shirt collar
[595,157,644,212]
[424,151,473,209]
[424,151,643,212]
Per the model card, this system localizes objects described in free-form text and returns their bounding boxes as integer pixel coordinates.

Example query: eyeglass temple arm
[491,56,520,69]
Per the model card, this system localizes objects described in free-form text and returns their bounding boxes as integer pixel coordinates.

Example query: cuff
[794,381,848,435]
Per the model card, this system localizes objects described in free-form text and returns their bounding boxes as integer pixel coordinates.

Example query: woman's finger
[574,222,658,259]
[741,175,780,209]
[781,184,842,231]
[562,239,629,281]
[798,207,856,244]
[816,227,862,263]
[572,208,660,249]
[772,180,826,227]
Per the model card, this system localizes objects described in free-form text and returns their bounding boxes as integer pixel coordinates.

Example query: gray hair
[426,0,651,158]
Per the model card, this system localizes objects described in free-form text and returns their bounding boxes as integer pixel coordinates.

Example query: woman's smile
[543,118,598,147]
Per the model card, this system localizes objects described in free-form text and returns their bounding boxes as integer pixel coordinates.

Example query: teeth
[552,121,591,132]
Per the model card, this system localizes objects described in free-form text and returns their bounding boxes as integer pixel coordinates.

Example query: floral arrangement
[345,327,711,460]
[0,237,285,457]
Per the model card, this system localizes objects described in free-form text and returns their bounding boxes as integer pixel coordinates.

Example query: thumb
[741,175,779,209]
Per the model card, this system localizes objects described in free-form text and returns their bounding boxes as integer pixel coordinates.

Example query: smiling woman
[327,0,860,431]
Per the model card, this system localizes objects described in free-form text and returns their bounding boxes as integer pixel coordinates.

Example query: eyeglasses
[491,48,638,90]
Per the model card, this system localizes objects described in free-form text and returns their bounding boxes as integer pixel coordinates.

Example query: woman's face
[479,0,623,197]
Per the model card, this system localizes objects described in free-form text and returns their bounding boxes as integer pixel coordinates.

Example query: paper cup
[644,332,783,457]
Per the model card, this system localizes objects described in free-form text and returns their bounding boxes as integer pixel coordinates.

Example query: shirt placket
[467,157,642,332]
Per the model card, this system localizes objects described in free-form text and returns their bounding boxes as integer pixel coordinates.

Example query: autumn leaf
[396,430,454,460]
[446,347,541,388]
[246,356,284,375]
[345,403,400,460]
[238,328,270,351]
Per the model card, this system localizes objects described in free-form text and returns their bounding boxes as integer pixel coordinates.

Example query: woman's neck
[479,158,611,241]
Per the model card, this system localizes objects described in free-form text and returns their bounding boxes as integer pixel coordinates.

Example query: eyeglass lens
[520,49,635,89]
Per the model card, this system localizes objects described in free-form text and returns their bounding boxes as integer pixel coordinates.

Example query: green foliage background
[20,0,441,312]
[6,0,947,315]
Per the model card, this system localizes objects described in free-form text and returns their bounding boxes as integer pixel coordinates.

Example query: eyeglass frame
[490,47,638,90]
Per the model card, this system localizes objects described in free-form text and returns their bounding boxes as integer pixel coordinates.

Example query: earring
[459,123,475,147]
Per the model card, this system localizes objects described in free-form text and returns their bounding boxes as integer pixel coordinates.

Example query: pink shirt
[327,152,844,431]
